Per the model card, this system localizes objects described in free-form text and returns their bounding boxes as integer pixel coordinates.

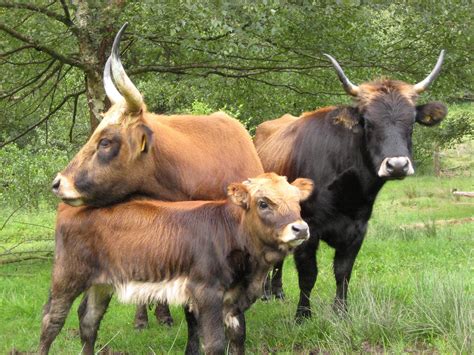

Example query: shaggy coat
[39,173,313,354]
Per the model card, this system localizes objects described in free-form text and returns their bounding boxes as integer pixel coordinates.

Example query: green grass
[0,175,473,353]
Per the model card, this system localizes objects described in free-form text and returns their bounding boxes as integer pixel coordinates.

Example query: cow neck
[290,106,385,200]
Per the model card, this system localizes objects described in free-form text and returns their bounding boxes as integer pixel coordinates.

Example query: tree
[1,1,472,148]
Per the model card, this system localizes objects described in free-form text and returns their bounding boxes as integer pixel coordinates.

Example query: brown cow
[52,23,263,207]
[254,52,447,320]
[39,173,313,354]
[51,24,263,328]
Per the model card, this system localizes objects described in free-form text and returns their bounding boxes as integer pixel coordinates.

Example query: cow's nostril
[52,176,61,191]
[292,225,301,233]
[386,160,394,173]
[292,223,309,236]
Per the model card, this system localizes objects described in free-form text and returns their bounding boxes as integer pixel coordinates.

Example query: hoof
[158,316,174,327]
[134,319,148,330]
[295,307,311,324]
[332,300,348,316]
[272,288,285,300]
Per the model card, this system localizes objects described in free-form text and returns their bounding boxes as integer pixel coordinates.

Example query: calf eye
[258,200,269,210]
[99,138,111,148]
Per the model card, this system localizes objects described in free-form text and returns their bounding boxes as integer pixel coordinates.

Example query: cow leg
[333,235,364,313]
[78,285,113,355]
[226,312,246,355]
[271,260,285,299]
[154,301,174,326]
[184,306,200,355]
[134,304,149,329]
[196,294,226,355]
[294,235,319,322]
[262,273,272,301]
[39,291,78,354]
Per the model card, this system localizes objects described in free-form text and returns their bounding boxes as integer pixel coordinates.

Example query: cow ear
[227,183,249,209]
[415,102,447,126]
[138,124,153,154]
[291,178,314,201]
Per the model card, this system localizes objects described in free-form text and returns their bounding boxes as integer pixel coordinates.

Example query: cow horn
[110,23,143,112]
[324,54,360,96]
[413,50,445,93]
[103,56,125,105]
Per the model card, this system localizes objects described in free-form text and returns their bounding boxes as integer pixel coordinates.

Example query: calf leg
[226,312,246,355]
[294,236,319,322]
[154,301,173,326]
[39,291,78,354]
[184,306,200,355]
[262,260,285,301]
[197,296,226,354]
[333,235,364,312]
[134,304,149,329]
[271,260,285,299]
[78,285,113,355]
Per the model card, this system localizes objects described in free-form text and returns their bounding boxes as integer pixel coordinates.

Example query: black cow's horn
[110,23,143,112]
[324,54,360,96]
[413,50,445,93]
[103,56,125,105]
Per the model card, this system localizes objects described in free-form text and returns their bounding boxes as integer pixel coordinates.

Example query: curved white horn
[110,23,143,112]
[103,56,125,105]
[324,53,360,96]
[413,50,445,93]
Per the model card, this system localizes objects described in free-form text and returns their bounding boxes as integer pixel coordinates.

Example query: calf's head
[227,173,314,250]
[52,24,154,206]
[325,51,447,179]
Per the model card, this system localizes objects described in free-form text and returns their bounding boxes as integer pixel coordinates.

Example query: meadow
[0,174,472,354]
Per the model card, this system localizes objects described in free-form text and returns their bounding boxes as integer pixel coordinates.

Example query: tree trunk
[71,0,125,135]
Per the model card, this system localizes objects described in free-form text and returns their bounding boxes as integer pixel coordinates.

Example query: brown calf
[39,173,313,354]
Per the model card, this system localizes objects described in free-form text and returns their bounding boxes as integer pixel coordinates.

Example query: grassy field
[0,175,473,354]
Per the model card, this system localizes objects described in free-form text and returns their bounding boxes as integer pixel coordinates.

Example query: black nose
[386,157,410,176]
[52,176,61,192]
[291,223,309,237]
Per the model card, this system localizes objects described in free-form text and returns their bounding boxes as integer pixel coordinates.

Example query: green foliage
[413,103,474,166]
[0,144,69,210]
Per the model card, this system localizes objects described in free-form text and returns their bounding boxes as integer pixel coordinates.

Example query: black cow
[254,51,447,320]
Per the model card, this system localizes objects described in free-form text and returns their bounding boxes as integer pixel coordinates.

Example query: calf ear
[227,183,249,209]
[415,102,447,126]
[292,178,314,201]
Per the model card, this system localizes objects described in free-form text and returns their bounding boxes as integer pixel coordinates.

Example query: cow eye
[258,200,269,210]
[99,138,111,148]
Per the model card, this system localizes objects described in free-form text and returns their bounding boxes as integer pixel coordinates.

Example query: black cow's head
[325,52,447,179]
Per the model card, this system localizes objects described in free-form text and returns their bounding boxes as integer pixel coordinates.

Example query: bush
[0,144,69,210]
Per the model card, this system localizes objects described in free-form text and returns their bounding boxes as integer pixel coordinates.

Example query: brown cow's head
[52,24,154,206]
[325,51,447,179]
[227,173,314,251]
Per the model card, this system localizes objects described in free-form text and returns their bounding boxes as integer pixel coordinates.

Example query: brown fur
[56,107,263,205]
[357,80,418,108]
[39,173,313,354]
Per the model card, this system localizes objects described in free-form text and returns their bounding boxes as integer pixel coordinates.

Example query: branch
[0,89,86,148]
[0,203,27,231]
[69,93,79,143]
[0,1,72,26]
[0,23,82,68]
[130,63,326,76]
[59,0,71,22]
[0,44,34,57]
[0,59,57,99]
